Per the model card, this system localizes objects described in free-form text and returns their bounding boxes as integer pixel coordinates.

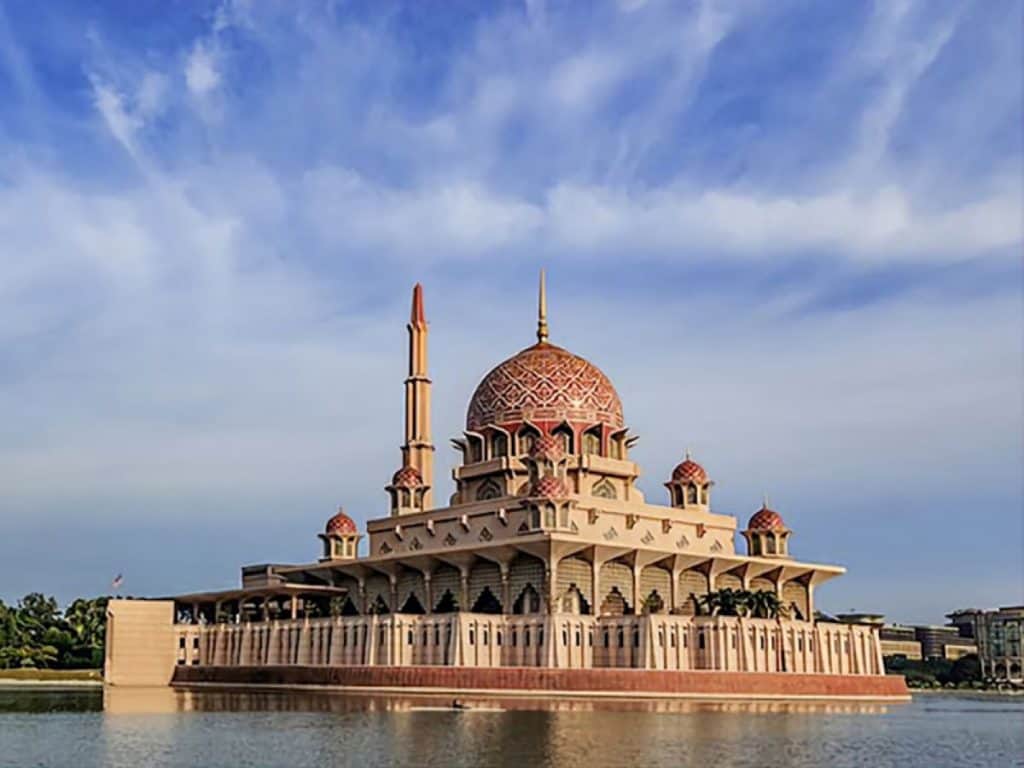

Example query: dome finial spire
[537,268,549,343]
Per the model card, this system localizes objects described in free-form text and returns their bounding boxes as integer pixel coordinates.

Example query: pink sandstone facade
[105,274,908,701]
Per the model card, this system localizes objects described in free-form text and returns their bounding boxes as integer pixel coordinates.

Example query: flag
[111,573,124,590]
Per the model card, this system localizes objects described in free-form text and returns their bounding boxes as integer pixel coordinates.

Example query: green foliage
[949,653,982,684]
[0,595,109,670]
[694,589,786,619]
[885,654,982,687]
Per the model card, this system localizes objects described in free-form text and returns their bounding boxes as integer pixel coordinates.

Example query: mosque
[105,275,907,700]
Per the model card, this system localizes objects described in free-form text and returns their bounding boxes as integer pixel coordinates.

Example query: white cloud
[548,52,624,110]
[543,182,1022,261]
[185,42,221,96]
[301,169,544,255]
[0,0,1020,613]
[89,77,143,156]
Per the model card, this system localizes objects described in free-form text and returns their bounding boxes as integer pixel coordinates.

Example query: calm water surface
[0,687,1021,768]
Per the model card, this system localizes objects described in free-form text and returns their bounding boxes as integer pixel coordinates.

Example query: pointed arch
[476,478,502,501]
[399,593,425,614]
[433,589,459,613]
[559,584,590,615]
[513,583,542,614]
[592,478,616,499]
[338,597,360,616]
[466,434,484,463]
[687,483,698,504]
[470,586,503,614]
[582,427,601,456]
[517,423,541,455]
[490,430,509,459]
[552,422,574,453]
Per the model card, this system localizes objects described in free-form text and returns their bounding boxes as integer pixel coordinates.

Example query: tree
[948,654,982,685]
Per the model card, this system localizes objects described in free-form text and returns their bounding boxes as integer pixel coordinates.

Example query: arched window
[751,536,762,556]
[490,433,508,458]
[471,587,503,614]
[476,478,502,501]
[700,484,709,504]
[582,430,601,456]
[687,484,698,504]
[593,478,617,499]
[399,594,425,614]
[468,437,483,463]
[766,534,777,555]
[513,584,542,614]
[518,426,539,455]
[434,589,459,613]
[610,438,623,460]
[553,425,574,453]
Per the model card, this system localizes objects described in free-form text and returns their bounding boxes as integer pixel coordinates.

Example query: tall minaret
[401,283,434,508]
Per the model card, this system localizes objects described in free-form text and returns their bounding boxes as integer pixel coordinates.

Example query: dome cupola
[387,464,429,516]
[466,342,623,433]
[665,450,713,510]
[742,499,791,559]
[319,507,361,561]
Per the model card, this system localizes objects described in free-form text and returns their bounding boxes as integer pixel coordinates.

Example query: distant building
[836,614,923,661]
[948,606,1023,681]
[836,613,980,662]
[881,626,924,661]
[911,625,976,661]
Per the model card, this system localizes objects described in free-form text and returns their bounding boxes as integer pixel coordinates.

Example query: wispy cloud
[0,0,1019,620]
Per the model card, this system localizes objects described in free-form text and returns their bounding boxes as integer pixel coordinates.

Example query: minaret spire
[399,283,434,510]
[537,268,549,344]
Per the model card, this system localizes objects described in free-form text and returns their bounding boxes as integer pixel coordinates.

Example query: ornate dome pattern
[671,456,708,484]
[466,343,624,430]
[325,508,357,536]
[748,506,786,531]
[391,465,424,488]
[531,475,569,499]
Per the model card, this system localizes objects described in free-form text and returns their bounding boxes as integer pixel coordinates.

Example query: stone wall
[105,600,177,686]
[172,613,885,677]
[174,664,909,700]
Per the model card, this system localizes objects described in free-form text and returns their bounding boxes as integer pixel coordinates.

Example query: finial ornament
[411,283,426,327]
[685,447,691,460]
[537,268,549,344]
[763,493,770,508]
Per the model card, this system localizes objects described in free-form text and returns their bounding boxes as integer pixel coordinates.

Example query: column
[500,566,510,615]
[459,569,470,613]
[631,562,642,616]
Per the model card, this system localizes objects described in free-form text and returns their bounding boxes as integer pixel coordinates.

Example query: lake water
[0,687,1021,767]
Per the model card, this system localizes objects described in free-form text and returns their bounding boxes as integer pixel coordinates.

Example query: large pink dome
[466,342,624,431]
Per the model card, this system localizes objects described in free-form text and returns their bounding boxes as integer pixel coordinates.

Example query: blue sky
[0,0,1020,625]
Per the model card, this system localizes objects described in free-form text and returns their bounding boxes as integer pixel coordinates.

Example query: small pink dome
[748,505,786,531]
[325,509,357,536]
[391,465,424,488]
[671,455,708,484]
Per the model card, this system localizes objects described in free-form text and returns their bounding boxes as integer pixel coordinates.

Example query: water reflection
[102,686,891,715]
[0,687,101,713]
[0,688,1019,768]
